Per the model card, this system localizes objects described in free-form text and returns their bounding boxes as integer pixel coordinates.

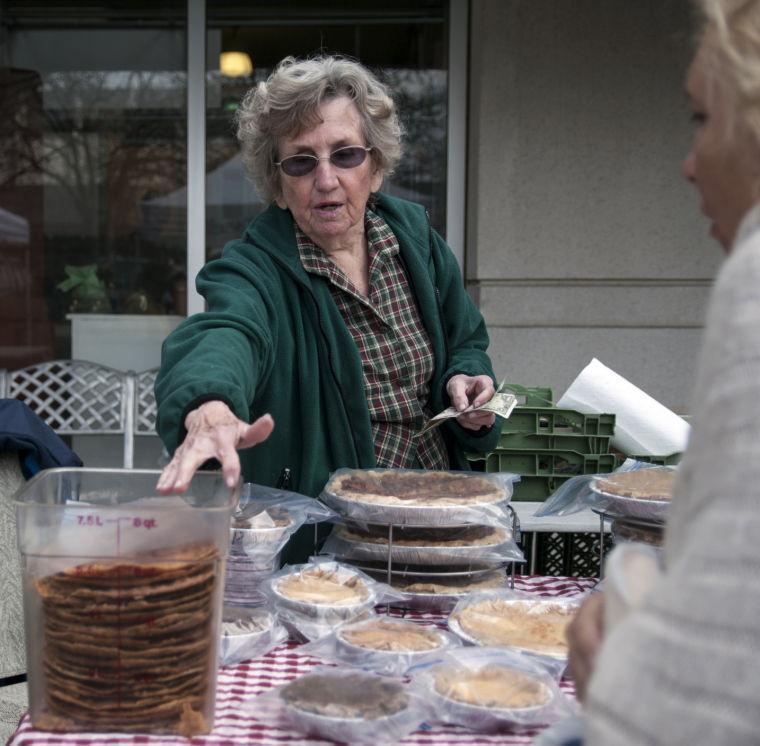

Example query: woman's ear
[370,164,384,193]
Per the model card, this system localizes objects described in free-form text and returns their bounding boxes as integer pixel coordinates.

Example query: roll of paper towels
[557,358,690,456]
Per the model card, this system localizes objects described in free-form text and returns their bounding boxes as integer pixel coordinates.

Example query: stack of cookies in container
[320,468,524,611]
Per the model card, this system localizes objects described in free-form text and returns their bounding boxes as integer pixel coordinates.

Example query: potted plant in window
[60,264,183,371]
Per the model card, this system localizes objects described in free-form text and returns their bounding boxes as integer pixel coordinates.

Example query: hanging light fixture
[220,27,252,78]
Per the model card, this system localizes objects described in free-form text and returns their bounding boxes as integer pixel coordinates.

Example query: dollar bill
[417,391,518,436]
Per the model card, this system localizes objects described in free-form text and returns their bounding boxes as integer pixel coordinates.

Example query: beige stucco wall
[467,0,721,411]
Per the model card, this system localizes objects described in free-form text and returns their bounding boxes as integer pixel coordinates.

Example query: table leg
[599,514,605,580]
[529,531,537,575]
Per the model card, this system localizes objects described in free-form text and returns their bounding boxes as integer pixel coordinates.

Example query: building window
[0,1,188,369]
[0,1,452,370]
[204,1,448,261]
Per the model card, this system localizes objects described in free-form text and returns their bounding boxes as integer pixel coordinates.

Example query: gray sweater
[585,204,760,746]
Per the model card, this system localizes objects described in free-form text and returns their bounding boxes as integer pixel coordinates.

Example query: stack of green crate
[481,384,618,502]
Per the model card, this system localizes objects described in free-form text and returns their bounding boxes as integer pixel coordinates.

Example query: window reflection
[0,3,187,369]
[205,2,447,261]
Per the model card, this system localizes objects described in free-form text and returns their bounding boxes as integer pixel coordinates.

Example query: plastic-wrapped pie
[271,669,424,743]
[592,467,676,521]
[324,523,521,565]
[448,594,579,659]
[412,648,573,731]
[269,561,375,620]
[300,616,460,676]
[338,618,445,653]
[434,663,552,711]
[383,569,508,612]
[594,468,676,501]
[321,468,514,526]
[219,606,287,666]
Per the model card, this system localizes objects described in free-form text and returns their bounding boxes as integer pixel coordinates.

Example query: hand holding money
[419,375,517,435]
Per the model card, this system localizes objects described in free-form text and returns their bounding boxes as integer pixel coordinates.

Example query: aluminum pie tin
[221,607,274,646]
[322,490,510,528]
[271,566,377,620]
[426,664,555,728]
[448,597,579,661]
[335,618,452,663]
[230,510,295,551]
[362,565,510,613]
[590,482,669,522]
[328,529,519,566]
[279,672,413,742]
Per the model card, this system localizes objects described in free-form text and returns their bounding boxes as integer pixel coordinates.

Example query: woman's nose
[314,159,339,189]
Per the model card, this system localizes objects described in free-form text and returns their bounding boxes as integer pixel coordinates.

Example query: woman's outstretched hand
[156,400,274,493]
[446,374,497,430]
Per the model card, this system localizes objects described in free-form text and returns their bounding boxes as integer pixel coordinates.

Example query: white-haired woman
[154,56,500,558]
[567,1,760,743]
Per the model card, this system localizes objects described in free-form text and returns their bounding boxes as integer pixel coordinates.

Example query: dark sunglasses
[275,145,372,177]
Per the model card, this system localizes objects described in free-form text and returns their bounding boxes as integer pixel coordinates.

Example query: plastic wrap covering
[534,460,674,521]
[224,484,336,606]
[263,558,403,641]
[239,667,429,744]
[320,468,518,527]
[322,522,523,566]
[300,615,461,676]
[410,647,575,732]
[218,606,288,667]
[383,567,510,613]
[448,590,585,677]
[610,516,665,548]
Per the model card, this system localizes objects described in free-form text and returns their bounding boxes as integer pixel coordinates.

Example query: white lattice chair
[134,367,160,446]
[0,359,136,468]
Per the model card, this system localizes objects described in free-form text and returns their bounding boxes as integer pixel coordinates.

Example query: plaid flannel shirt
[296,209,449,469]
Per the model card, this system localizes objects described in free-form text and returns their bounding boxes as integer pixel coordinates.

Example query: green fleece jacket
[156,192,500,501]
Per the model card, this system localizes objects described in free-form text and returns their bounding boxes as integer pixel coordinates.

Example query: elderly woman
[154,56,500,528]
[566,0,760,743]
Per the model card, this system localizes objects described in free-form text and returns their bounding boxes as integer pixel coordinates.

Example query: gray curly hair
[235,55,403,203]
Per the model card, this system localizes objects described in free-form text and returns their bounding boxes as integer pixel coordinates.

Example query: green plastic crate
[503,407,615,438]
[498,431,611,454]
[484,449,617,477]
[501,384,553,407]
[511,475,574,502]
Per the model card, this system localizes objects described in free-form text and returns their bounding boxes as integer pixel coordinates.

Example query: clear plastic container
[15,468,237,736]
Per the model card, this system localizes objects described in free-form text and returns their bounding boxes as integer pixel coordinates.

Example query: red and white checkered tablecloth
[8,575,596,746]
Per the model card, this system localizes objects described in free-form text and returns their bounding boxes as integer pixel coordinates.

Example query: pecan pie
[327,469,506,507]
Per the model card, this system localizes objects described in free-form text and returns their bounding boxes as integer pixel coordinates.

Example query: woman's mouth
[314,202,342,215]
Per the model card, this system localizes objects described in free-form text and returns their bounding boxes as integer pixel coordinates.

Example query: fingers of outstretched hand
[155,402,271,494]
[566,592,605,702]
[156,441,223,494]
